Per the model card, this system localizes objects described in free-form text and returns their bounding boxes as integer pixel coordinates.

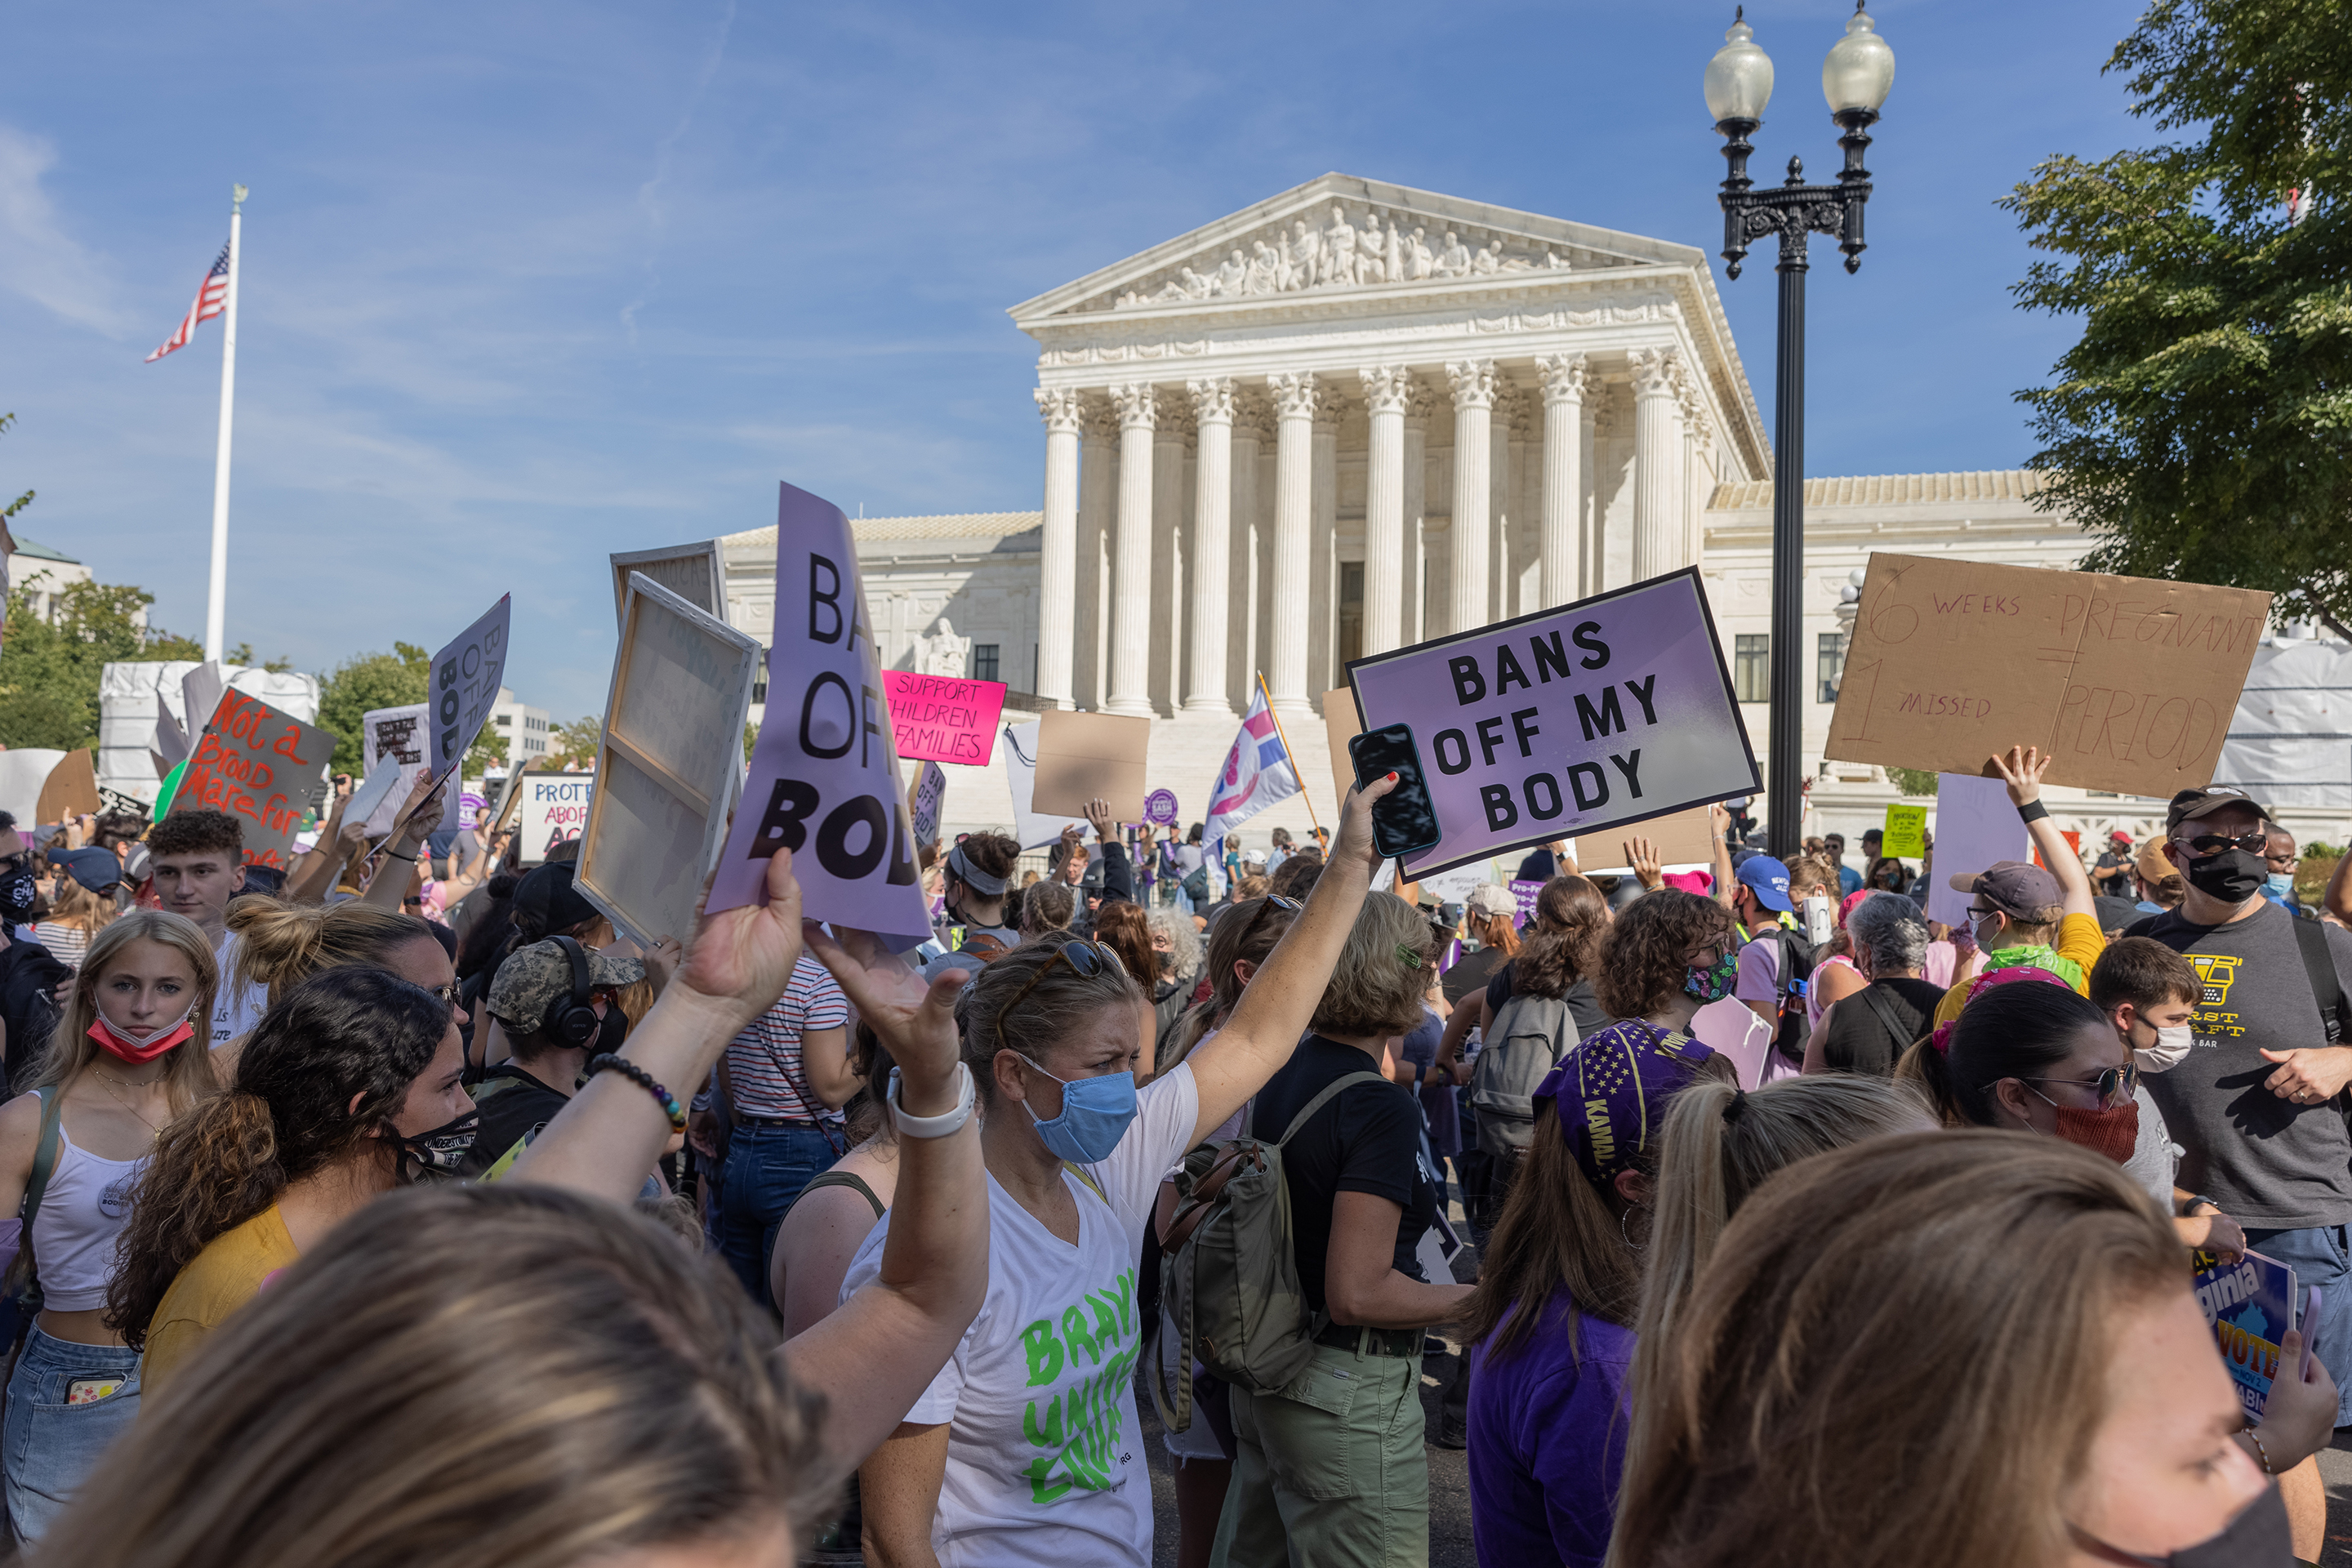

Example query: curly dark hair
[147,809,244,860]
[1511,875,1611,999]
[1593,889,1736,1021]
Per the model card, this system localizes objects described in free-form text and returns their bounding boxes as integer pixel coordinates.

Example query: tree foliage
[315,643,431,775]
[0,583,204,750]
[2004,0,2352,625]
[544,715,604,770]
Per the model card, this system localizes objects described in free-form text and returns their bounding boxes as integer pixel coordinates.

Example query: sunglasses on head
[2177,830,2268,858]
[993,937,1126,1056]
[1238,893,1303,950]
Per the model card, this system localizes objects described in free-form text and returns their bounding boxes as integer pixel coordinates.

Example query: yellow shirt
[1931,912,2108,1028]
[140,1205,301,1398]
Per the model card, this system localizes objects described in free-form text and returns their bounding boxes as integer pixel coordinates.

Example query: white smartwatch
[888,1062,976,1139]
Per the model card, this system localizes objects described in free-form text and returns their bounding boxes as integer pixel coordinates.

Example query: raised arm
[1708,804,1735,910]
[1183,775,1397,1146]
[359,772,448,913]
[283,793,350,906]
[1085,799,1134,907]
[1990,746,2093,920]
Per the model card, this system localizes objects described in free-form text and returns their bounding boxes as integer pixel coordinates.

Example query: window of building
[1338,561,1365,667]
[494,714,511,727]
[973,644,1000,683]
[1817,630,1847,704]
[1735,634,1770,703]
[751,678,768,705]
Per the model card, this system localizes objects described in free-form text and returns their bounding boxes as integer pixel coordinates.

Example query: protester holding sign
[1929,746,2105,1028]
[145,811,270,1049]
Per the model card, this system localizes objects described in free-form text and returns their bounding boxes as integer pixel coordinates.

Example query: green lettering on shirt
[1021,1320,1064,1387]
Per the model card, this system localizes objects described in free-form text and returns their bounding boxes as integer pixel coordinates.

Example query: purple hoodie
[1467,1294,1636,1568]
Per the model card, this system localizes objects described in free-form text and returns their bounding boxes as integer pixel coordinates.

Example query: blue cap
[1736,853,1794,914]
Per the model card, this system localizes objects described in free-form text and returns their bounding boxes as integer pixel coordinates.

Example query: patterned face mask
[1684,947,1739,1004]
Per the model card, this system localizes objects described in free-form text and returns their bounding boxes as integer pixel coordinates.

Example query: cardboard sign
[1032,709,1152,822]
[181,662,228,742]
[361,704,430,834]
[1882,803,1929,859]
[1321,687,1361,809]
[518,774,595,865]
[1576,804,1719,875]
[1348,568,1760,879]
[881,670,1006,766]
[172,689,336,869]
[153,696,189,769]
[909,761,947,847]
[576,573,761,949]
[429,594,510,779]
[1922,773,2029,927]
[1825,553,2274,796]
[36,751,99,823]
[1001,719,1089,849]
[344,757,408,835]
[708,483,930,948]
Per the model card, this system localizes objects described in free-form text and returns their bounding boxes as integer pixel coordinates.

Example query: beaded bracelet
[588,1053,688,1133]
[2247,1428,2274,1477]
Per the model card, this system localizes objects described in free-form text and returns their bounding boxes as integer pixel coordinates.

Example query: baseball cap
[1947,860,2064,924]
[511,862,599,937]
[2108,829,2132,847]
[1736,854,1795,914]
[49,848,124,894]
[1466,884,1517,918]
[2135,838,2176,884]
[488,938,646,1031]
[2164,786,2271,832]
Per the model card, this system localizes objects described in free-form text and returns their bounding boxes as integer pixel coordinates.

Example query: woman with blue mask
[836,777,1401,1568]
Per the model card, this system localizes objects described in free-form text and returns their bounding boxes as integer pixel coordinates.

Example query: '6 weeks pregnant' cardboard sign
[1826,555,2274,797]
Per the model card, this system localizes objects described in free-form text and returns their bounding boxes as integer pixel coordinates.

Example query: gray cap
[487,938,645,1032]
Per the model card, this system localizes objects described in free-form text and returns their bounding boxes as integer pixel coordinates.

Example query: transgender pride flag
[1205,685,1300,844]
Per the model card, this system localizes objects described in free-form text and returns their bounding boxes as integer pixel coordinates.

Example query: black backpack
[1762,924,1816,1063]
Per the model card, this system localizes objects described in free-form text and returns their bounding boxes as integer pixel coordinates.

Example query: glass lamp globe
[1822,4,1895,116]
[1704,9,1775,126]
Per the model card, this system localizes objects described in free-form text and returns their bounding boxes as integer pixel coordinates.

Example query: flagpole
[203,184,246,663]
[1255,670,1325,844]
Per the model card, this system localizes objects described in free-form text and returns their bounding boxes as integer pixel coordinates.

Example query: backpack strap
[2288,916,2352,1045]
[1061,1160,1109,1205]
[1853,982,1918,1060]
[1272,1071,1394,1147]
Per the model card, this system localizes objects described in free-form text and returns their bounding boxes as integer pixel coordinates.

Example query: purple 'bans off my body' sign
[1347,568,1761,880]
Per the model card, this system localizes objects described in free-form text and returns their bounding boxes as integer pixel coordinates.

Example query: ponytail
[228,898,434,1010]
[107,1090,286,1349]
[1893,1036,1963,1125]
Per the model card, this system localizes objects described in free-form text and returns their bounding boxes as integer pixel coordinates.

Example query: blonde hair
[48,1184,831,1568]
[1607,1131,2183,1568]
[226,898,439,1009]
[42,878,118,935]
[38,911,220,1120]
[1308,893,1434,1040]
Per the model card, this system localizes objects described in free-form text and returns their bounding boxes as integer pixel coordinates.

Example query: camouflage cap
[487,938,646,1032]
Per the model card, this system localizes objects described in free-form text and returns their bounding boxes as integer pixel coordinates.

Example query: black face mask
[594,1000,626,1055]
[0,866,34,928]
[385,1107,480,1183]
[2183,847,2266,905]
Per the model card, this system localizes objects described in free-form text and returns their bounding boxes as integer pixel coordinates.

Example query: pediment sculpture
[1110,202,1576,310]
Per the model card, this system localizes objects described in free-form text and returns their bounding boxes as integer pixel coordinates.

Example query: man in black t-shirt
[463,937,646,1177]
[2091,831,2134,898]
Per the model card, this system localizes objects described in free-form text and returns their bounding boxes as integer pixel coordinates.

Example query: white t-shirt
[210,932,269,1048]
[841,1062,1202,1568]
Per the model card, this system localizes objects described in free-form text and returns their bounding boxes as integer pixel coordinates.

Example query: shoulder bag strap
[2287,915,2352,1045]
[1854,982,1915,1056]
[7,1085,65,1302]
[1275,1071,1396,1147]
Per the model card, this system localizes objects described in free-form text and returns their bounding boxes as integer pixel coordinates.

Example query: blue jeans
[709,1122,839,1308]
[4,1326,140,1540]
[2242,1223,2352,1425]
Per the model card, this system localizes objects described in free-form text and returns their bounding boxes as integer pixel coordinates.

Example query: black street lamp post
[1705,4,1895,858]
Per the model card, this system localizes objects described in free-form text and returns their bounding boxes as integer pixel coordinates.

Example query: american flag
[146,241,231,363]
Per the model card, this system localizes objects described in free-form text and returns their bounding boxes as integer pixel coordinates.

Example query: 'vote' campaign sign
[1347,568,1760,879]
[710,483,931,947]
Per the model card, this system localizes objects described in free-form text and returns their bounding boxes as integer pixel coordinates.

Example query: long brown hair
[1607,1131,2183,1568]
[38,911,220,1120]
[1510,875,1610,1000]
[47,1184,831,1568]
[1165,894,1297,1073]
[1093,902,1159,990]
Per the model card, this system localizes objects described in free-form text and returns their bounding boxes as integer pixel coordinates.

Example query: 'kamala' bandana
[1533,1019,1717,1188]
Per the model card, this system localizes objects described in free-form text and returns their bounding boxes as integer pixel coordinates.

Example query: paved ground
[2316,1432,2352,1565]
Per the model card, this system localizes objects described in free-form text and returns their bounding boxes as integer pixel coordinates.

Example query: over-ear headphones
[547,935,602,1048]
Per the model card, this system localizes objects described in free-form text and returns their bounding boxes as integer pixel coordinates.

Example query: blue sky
[2,0,2151,719]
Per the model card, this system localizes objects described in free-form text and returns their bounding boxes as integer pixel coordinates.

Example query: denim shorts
[3,1325,141,1540]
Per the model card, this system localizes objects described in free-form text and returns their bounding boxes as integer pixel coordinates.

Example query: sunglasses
[2177,831,2269,858]
[422,981,460,1011]
[1237,894,1303,952]
[993,938,1126,1056]
[2012,1062,2139,1107]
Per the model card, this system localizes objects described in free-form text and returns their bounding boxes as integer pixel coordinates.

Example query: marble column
[1535,354,1586,609]
[1359,367,1409,655]
[1107,383,1156,716]
[1033,387,1083,706]
[1445,360,1498,636]
[1228,390,1268,711]
[1677,370,1708,568]
[1266,371,1320,715]
[1151,407,1190,715]
[1076,402,1116,708]
[1311,399,1339,694]
[1630,348,1685,581]
[1401,381,1432,645]
[1185,379,1236,714]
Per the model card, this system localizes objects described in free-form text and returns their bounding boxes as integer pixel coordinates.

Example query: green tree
[315,643,431,774]
[0,582,204,750]
[544,715,604,770]
[466,725,509,780]
[2,412,30,529]
[2004,0,2352,627]
[1887,767,1939,797]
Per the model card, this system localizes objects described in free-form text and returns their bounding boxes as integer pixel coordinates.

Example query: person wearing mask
[928,831,1024,972]
[1927,748,2105,1029]
[1608,1132,2335,1568]
[1727,853,1812,1064]
[462,937,649,1178]
[0,911,219,1538]
[1144,907,1203,1070]
[1824,831,1862,898]
[106,965,477,1395]
[1806,893,1942,1076]
[1459,888,1740,1568]
[844,780,1398,1568]
[2093,829,2136,898]
[2124,785,2352,1437]
[2262,824,2305,914]
[0,813,70,1081]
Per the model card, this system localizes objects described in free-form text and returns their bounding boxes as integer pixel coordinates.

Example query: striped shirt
[721,956,850,1121]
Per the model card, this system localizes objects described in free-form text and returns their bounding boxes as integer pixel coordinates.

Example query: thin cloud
[0,125,129,336]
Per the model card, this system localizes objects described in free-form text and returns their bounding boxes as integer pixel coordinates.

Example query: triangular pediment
[1009,173,1704,324]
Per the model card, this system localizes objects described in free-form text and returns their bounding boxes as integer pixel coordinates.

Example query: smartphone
[1801,892,1835,947]
[1348,724,1443,862]
[2305,1286,2324,1382]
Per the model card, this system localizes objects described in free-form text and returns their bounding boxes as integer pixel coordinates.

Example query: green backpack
[1148,1071,1389,1431]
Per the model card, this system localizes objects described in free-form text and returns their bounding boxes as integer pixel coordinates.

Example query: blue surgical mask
[1684,948,1739,1004]
[2267,872,2296,902]
[1017,1054,1138,1165]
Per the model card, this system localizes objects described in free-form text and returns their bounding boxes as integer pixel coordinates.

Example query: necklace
[87,1070,167,1135]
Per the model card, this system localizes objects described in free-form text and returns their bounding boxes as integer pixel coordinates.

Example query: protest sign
[153,697,189,770]
[361,704,430,833]
[881,670,1006,766]
[1143,788,1178,826]
[1348,568,1759,879]
[2194,1248,2297,1419]
[708,483,930,948]
[1032,709,1151,822]
[1510,880,1545,926]
[181,662,228,742]
[172,689,336,869]
[344,757,407,835]
[577,574,762,949]
[1922,773,2029,927]
[610,540,724,629]
[37,751,99,824]
[1573,804,1719,875]
[1825,554,2274,796]
[1415,862,1500,909]
[428,595,510,781]
[1002,719,1089,849]
[1320,686,1361,808]
[909,761,947,848]
[490,767,532,834]
[1882,803,1928,859]
[517,774,595,865]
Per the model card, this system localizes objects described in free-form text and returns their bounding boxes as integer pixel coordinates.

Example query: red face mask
[87,1010,198,1065]
[2049,1099,2140,1165]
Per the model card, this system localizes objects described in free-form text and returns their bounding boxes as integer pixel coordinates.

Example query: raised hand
[1083,796,1116,843]
[1988,744,2051,808]
[1625,835,1664,891]
[1331,771,1397,872]
[802,922,966,1102]
[674,847,808,1031]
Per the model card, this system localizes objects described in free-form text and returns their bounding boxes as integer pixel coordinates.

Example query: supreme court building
[719,173,2089,845]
